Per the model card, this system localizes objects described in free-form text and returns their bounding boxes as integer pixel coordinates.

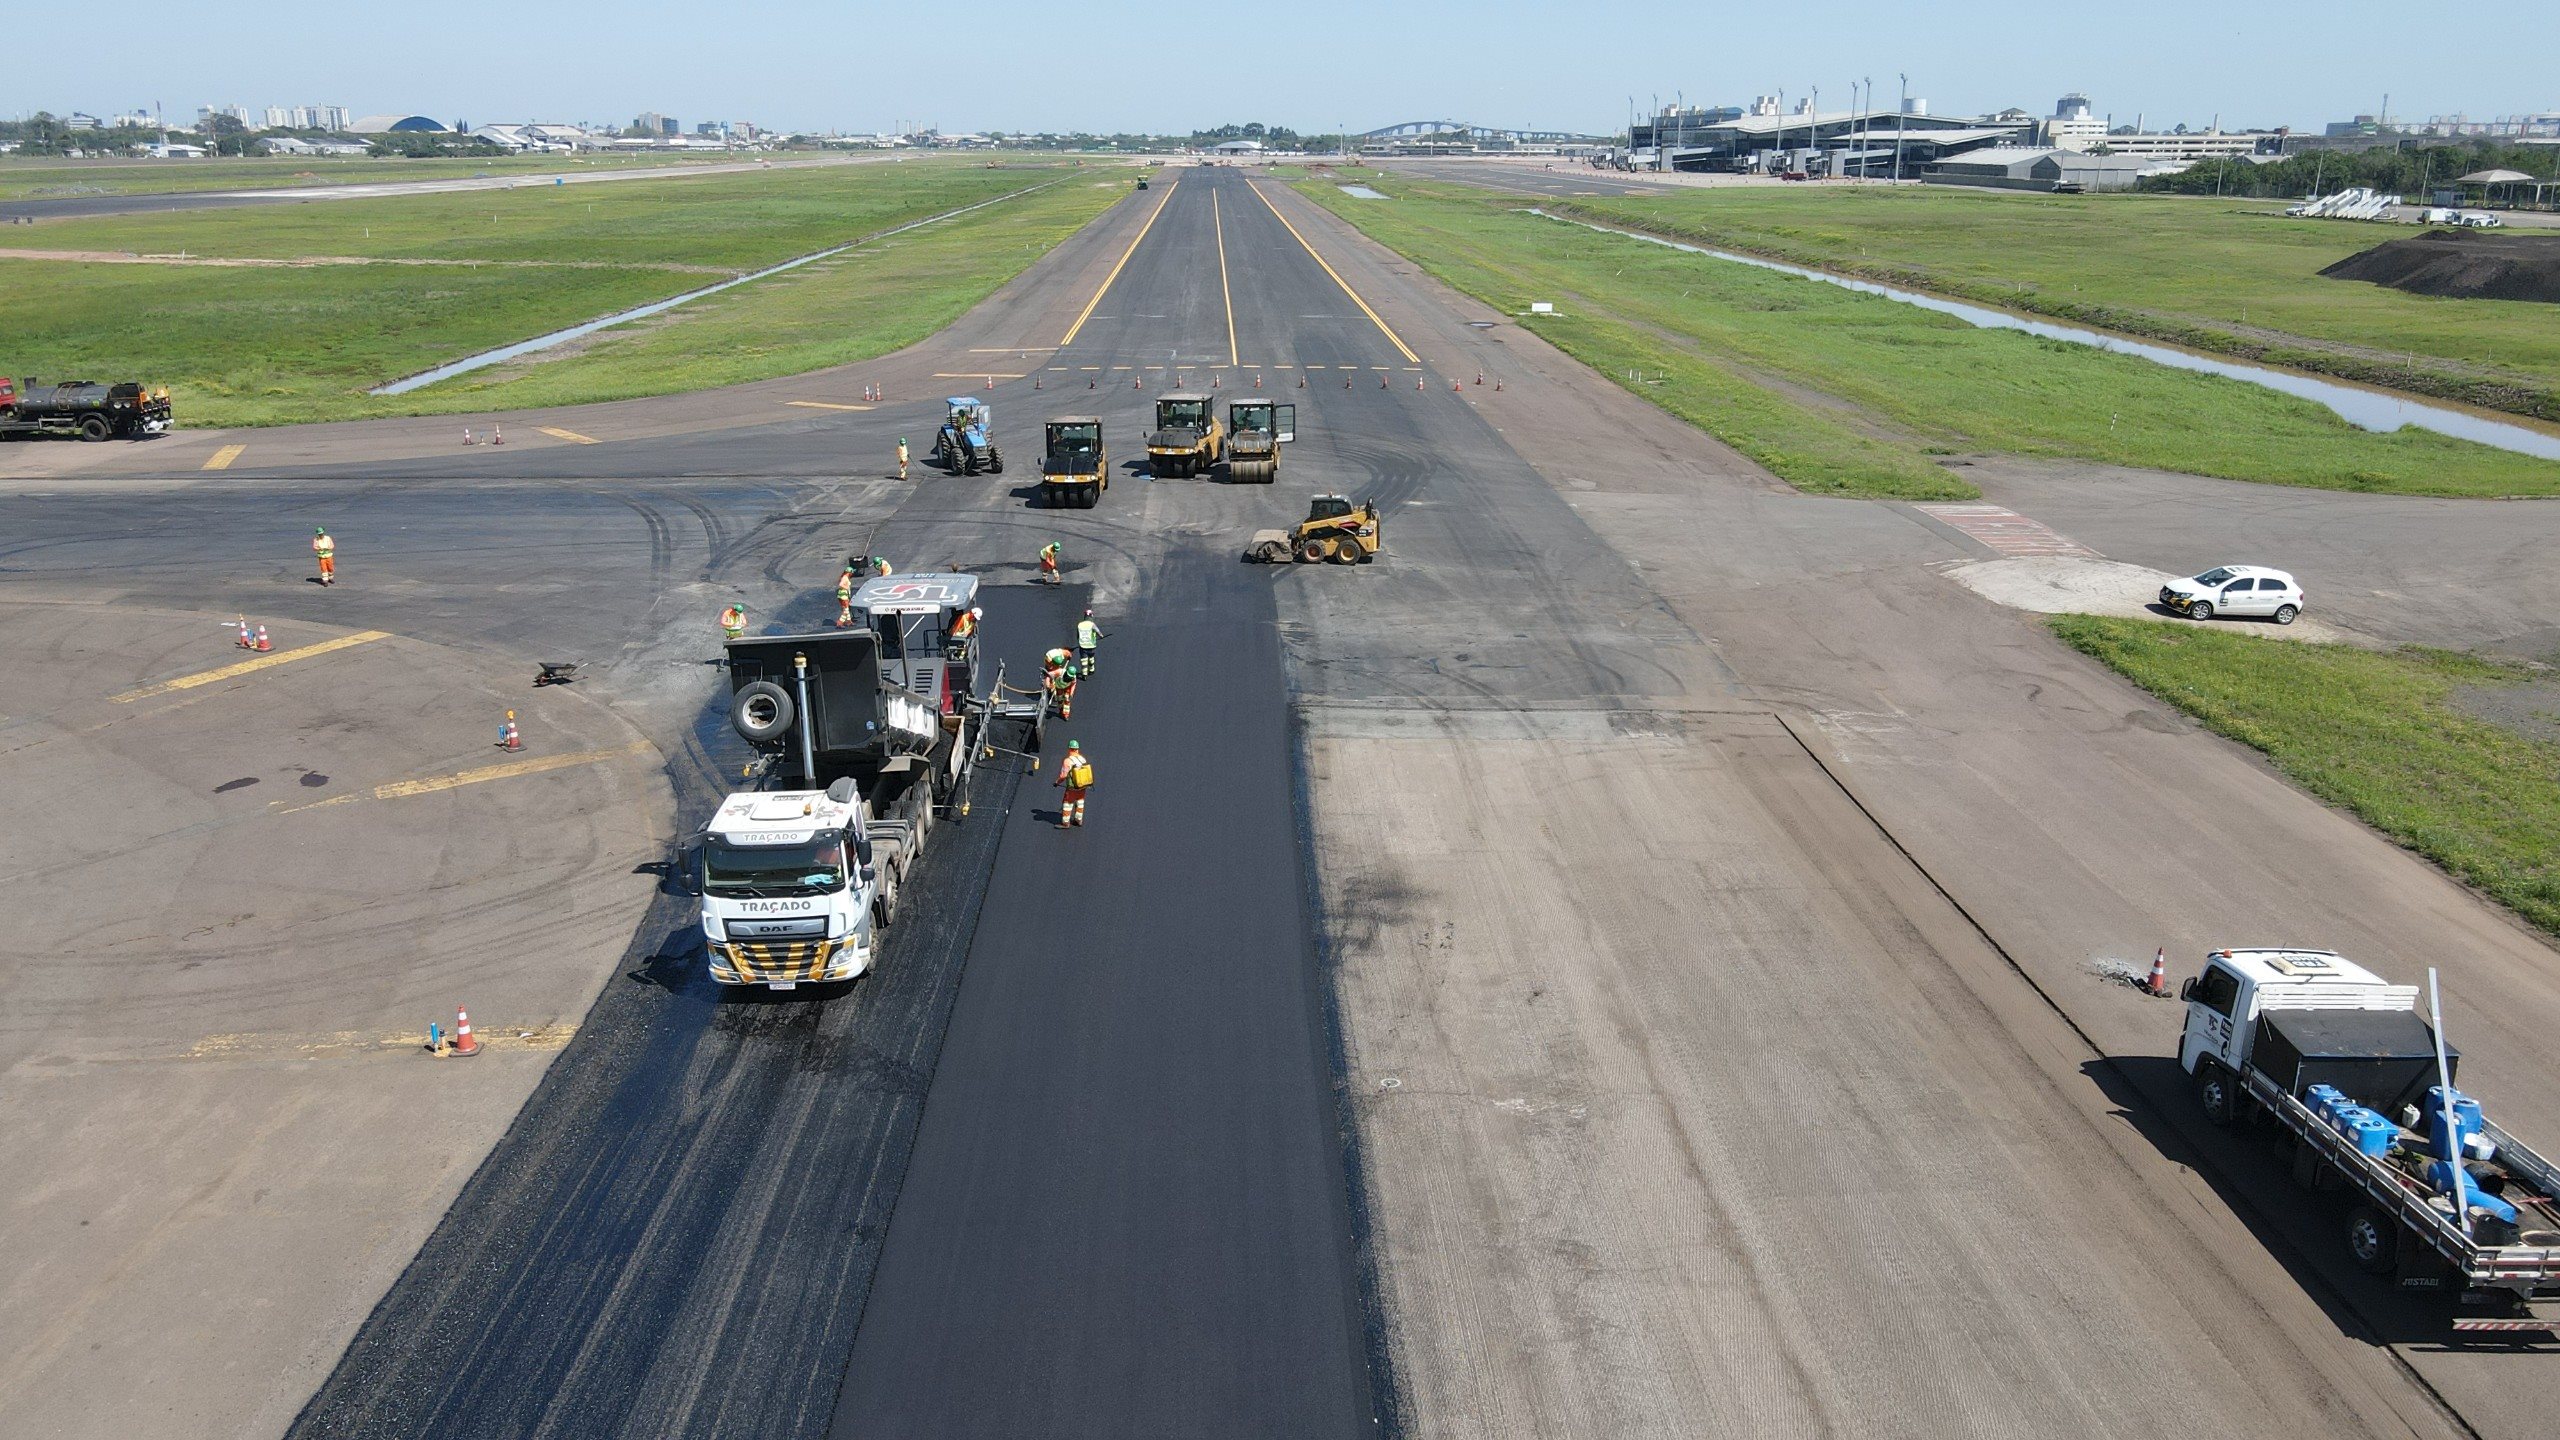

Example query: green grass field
[0,162,1124,426]
[1294,175,2560,500]
[0,151,772,201]
[2052,616,2560,938]
[1545,185,2560,421]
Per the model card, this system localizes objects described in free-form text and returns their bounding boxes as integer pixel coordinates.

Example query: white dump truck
[2178,947,2560,1332]
[698,572,1034,990]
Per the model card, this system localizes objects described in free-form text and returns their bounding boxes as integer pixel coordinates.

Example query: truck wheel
[731,681,795,744]
[78,414,110,442]
[988,451,1003,474]
[2346,1205,2399,1275]
[873,871,899,929]
[2195,1064,2236,1128]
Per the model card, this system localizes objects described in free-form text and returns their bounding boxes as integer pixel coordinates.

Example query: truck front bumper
[708,935,869,988]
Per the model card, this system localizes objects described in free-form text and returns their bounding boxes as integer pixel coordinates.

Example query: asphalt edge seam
[1289,668,1411,1438]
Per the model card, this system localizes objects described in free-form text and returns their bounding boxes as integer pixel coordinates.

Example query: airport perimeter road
[12,157,2560,1440]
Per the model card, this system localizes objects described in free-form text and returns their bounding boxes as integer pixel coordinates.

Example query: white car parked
[2158,565,2304,624]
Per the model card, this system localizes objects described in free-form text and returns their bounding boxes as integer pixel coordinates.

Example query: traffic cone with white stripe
[499,710,521,751]
[253,625,271,652]
[2147,948,2170,997]
[450,1008,480,1057]
[236,615,256,649]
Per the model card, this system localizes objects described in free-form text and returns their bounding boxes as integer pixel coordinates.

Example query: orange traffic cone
[1451,378,1462,392]
[1475,371,1484,385]
[451,1008,480,1057]
[500,710,521,751]
[1253,372,1262,388]
[491,425,505,445]
[461,427,476,446]
[2147,949,2170,997]
[236,615,255,649]
[1035,375,1043,389]
[253,625,271,652]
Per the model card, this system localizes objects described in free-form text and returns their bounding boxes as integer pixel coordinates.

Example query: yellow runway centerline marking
[1213,190,1239,367]
[785,400,874,411]
[112,630,391,704]
[1059,180,1176,347]
[538,426,599,444]
[1245,182,1420,364]
[202,444,245,470]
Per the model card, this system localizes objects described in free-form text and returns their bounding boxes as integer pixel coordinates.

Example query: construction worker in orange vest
[1043,647,1077,721]
[1038,541,1061,586]
[871,554,893,578]
[897,437,909,481]
[1053,740,1092,828]
[312,526,336,585]
[720,603,747,639]
[835,565,857,628]
[949,605,980,642]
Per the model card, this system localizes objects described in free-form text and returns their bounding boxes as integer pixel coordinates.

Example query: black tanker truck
[0,376,172,441]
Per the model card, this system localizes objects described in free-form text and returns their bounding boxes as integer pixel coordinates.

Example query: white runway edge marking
[1913,503,2101,559]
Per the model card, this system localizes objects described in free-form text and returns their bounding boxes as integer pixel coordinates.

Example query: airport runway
[0,153,883,224]
[9,162,2560,1440]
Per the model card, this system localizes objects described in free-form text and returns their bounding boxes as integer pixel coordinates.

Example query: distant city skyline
[25,0,2558,138]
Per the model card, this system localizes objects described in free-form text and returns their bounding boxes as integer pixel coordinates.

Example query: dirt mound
[2322,230,2560,303]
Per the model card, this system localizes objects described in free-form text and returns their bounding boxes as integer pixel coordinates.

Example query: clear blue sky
[35,1,2559,136]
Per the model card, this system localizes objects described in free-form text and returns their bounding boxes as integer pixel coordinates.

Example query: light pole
[1811,85,1820,176]
[1776,88,1785,173]
[1894,73,1908,183]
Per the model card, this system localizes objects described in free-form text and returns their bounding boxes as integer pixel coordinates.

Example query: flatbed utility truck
[699,572,1034,990]
[2179,947,2560,1333]
[0,376,171,441]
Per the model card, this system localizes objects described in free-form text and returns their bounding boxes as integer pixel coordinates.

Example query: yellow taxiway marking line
[1246,181,1421,364]
[274,740,652,813]
[202,444,245,470]
[1213,190,1239,367]
[371,740,654,801]
[538,426,600,444]
[112,629,391,704]
[785,400,874,412]
[1059,180,1176,347]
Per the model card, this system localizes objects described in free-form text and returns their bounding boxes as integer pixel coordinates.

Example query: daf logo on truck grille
[730,917,826,938]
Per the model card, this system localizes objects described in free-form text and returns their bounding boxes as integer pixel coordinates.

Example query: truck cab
[700,785,876,988]
[2179,948,2418,1080]
[1040,416,1107,508]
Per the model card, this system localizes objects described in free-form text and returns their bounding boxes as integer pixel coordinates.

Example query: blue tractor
[933,396,1002,475]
